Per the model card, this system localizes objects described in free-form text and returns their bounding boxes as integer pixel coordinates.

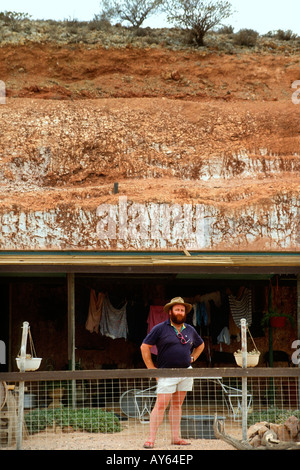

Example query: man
[140,297,205,449]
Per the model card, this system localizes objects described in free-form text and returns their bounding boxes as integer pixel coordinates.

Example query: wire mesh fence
[1,370,300,450]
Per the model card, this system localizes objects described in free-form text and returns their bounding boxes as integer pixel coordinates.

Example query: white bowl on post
[16,356,42,371]
[234,351,260,368]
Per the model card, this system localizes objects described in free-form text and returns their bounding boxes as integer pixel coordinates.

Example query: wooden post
[8,284,12,372]
[297,274,300,349]
[67,273,76,408]
[67,273,75,371]
[16,321,29,450]
[240,318,248,441]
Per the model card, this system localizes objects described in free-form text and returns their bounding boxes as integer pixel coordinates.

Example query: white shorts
[156,371,193,394]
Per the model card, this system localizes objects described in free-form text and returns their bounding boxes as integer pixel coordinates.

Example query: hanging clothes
[85,289,104,333]
[217,326,230,351]
[146,305,169,355]
[228,287,252,328]
[193,291,222,325]
[191,302,208,335]
[99,294,128,339]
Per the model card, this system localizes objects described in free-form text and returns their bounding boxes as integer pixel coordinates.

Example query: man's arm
[191,342,205,362]
[140,343,157,369]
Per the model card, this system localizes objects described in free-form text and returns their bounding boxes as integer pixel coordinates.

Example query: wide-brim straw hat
[163,297,192,314]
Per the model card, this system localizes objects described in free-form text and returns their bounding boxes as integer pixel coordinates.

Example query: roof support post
[67,273,76,408]
[67,273,75,371]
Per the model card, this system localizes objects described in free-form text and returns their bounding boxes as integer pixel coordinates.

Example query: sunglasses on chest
[177,332,189,344]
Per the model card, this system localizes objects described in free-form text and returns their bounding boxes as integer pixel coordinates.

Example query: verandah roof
[0,250,299,274]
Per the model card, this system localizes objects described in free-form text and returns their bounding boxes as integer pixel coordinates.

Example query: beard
[170,310,187,325]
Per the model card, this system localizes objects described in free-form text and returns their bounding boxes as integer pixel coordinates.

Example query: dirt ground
[11,433,235,451]
[4,420,239,450]
[1,41,299,102]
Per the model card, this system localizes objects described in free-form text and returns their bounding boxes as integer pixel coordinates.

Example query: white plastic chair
[218,381,253,420]
[120,386,157,423]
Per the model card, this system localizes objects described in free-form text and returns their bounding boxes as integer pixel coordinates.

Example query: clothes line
[84,287,253,345]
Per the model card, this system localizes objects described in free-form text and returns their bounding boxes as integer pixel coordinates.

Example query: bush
[0,10,31,32]
[88,14,112,31]
[0,11,31,23]
[25,408,121,434]
[217,24,234,34]
[275,29,298,41]
[247,407,300,426]
[234,28,259,47]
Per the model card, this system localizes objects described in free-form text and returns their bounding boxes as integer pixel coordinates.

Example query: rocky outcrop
[214,416,300,450]
[248,416,300,448]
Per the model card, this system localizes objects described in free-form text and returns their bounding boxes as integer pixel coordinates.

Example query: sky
[1,0,300,35]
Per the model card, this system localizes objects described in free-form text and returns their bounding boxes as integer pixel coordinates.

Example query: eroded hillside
[0,31,299,250]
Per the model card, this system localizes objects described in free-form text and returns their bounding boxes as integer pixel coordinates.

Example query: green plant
[261,308,295,329]
[24,408,121,434]
[217,24,234,35]
[0,11,31,31]
[88,14,112,31]
[275,29,298,41]
[247,407,300,426]
[0,11,31,23]
[234,28,259,47]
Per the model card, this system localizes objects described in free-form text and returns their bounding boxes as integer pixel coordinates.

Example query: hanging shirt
[228,288,252,328]
[99,295,128,339]
[85,290,104,333]
[147,305,169,355]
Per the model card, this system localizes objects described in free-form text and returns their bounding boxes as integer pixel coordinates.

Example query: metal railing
[1,367,300,450]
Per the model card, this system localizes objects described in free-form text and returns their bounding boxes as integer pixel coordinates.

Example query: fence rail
[1,368,300,450]
[1,367,300,382]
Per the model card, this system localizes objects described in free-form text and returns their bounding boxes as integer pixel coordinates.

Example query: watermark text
[0,340,6,364]
[0,80,5,104]
[291,340,300,365]
[292,80,300,104]
[96,196,206,248]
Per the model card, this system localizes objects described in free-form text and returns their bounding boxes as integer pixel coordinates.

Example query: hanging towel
[99,295,128,339]
[217,327,230,350]
[85,290,104,333]
[228,288,252,328]
[147,305,168,355]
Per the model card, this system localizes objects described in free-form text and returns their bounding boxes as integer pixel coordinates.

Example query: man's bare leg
[168,391,190,444]
[145,393,171,446]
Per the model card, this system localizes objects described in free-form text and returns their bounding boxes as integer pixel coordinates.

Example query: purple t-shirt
[142,319,203,368]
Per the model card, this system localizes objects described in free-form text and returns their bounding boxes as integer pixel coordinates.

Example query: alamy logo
[292,80,300,105]
[0,340,6,364]
[96,196,206,247]
[0,81,5,104]
[291,340,300,365]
